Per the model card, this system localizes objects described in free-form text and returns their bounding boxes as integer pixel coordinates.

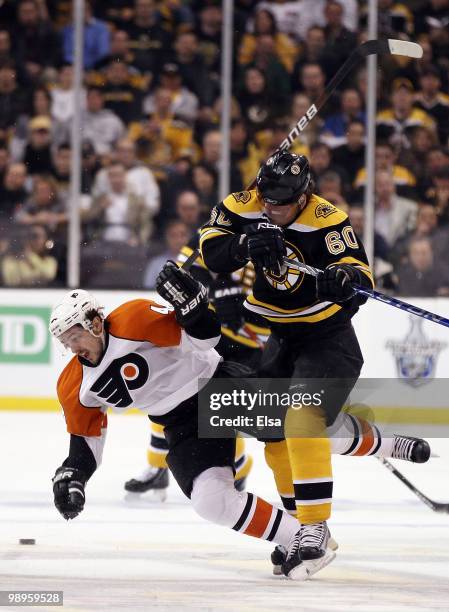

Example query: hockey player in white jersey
[50,264,310,579]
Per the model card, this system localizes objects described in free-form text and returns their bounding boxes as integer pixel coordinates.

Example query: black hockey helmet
[256,151,311,205]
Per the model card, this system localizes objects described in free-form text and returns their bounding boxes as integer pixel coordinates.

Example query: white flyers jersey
[57,299,221,438]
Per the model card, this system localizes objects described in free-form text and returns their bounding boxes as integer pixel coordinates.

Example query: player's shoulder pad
[294,194,348,230]
[107,299,181,346]
[222,189,264,218]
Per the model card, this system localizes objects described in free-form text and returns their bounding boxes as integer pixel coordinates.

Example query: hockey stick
[189,39,423,266]
[278,39,422,153]
[281,257,449,330]
[378,458,449,513]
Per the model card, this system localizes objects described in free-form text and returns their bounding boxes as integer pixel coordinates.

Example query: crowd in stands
[0,0,448,297]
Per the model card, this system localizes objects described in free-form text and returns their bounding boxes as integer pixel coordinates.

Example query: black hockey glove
[245,222,286,275]
[52,466,86,520]
[210,275,245,333]
[156,261,208,326]
[316,264,362,303]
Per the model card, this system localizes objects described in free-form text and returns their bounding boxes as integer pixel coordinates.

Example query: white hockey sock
[191,466,299,546]
[329,413,394,457]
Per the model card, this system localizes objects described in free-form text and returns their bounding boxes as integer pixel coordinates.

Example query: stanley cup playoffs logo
[386,317,446,386]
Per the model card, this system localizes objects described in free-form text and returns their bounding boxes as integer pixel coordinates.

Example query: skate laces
[299,522,327,549]
[392,436,415,461]
[286,532,301,561]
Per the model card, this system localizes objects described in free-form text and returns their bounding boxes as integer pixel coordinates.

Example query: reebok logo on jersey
[90,353,149,408]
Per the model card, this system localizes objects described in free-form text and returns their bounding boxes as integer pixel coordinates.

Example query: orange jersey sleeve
[57,357,107,437]
[107,299,182,347]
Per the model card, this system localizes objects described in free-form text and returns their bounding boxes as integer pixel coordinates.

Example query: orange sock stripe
[353,420,375,456]
[243,497,274,538]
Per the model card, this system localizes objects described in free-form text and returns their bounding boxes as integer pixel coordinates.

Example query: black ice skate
[271,545,287,575]
[391,436,430,463]
[124,467,169,501]
[282,522,338,580]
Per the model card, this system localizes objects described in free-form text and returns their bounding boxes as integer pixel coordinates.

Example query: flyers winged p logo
[90,353,149,408]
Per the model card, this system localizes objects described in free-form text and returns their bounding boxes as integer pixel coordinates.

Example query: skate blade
[287,548,336,581]
[124,489,167,503]
[272,564,283,576]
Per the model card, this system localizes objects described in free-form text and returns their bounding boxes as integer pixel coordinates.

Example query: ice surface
[1,411,449,611]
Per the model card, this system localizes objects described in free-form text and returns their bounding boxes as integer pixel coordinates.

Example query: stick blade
[387,39,423,58]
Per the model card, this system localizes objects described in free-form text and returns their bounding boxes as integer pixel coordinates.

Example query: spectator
[85,162,152,244]
[245,33,292,102]
[144,62,199,124]
[93,138,160,220]
[309,142,347,184]
[79,87,125,156]
[428,167,449,224]
[51,142,71,200]
[376,0,414,39]
[320,1,357,80]
[332,119,365,190]
[349,204,390,262]
[376,78,436,151]
[353,141,417,199]
[16,174,66,234]
[80,140,101,194]
[12,0,61,82]
[396,236,449,297]
[374,170,417,248]
[317,170,349,210]
[172,31,215,107]
[0,162,28,228]
[321,88,365,148]
[0,142,10,184]
[173,190,201,235]
[23,116,54,175]
[194,2,222,74]
[62,0,110,69]
[291,26,326,86]
[230,118,262,189]
[238,8,298,73]
[124,0,173,74]
[286,92,320,149]
[393,203,449,265]
[0,62,28,132]
[99,57,145,124]
[191,161,218,218]
[1,223,58,287]
[0,29,13,66]
[142,219,190,288]
[407,126,439,192]
[294,63,338,116]
[129,86,194,168]
[236,66,278,135]
[32,86,52,118]
[51,64,86,125]
[414,66,449,145]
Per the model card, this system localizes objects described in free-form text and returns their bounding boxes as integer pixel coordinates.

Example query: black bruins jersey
[199,190,374,336]
[176,232,270,363]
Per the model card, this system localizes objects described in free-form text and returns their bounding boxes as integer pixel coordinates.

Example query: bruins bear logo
[232,191,251,204]
[315,202,337,219]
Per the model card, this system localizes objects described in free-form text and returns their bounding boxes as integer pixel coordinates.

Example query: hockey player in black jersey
[199,151,430,579]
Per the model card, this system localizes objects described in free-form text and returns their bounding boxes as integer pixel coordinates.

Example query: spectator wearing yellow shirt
[353,141,417,199]
[128,86,193,171]
[1,224,58,287]
[238,8,298,74]
[376,78,436,150]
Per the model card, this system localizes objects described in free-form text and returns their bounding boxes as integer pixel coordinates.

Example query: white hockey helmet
[49,289,104,339]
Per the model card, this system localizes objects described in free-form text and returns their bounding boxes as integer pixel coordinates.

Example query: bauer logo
[0,306,51,363]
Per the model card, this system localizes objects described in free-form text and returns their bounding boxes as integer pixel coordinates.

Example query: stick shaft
[283,257,449,329]
[378,458,449,513]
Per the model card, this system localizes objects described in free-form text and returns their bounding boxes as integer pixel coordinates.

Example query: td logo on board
[0,306,51,363]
